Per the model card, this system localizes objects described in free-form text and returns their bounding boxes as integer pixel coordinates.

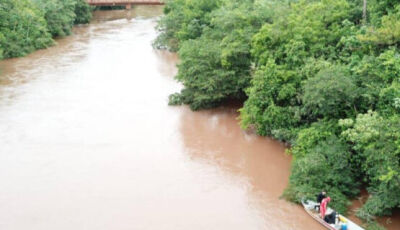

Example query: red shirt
[320,197,331,219]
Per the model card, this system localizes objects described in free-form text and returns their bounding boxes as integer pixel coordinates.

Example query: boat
[301,200,365,230]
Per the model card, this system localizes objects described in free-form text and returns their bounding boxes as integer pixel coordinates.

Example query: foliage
[358,5,400,46]
[74,0,92,24]
[302,65,358,120]
[34,0,77,37]
[284,122,359,214]
[0,0,53,58]
[0,32,4,59]
[0,0,92,60]
[164,0,275,110]
[157,0,400,226]
[172,37,236,110]
[377,81,400,116]
[341,112,400,218]
[241,0,356,139]
[240,60,301,138]
[366,222,386,230]
[154,0,221,51]
[367,0,400,26]
[251,0,353,67]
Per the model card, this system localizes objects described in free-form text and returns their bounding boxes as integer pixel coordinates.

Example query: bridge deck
[87,0,164,6]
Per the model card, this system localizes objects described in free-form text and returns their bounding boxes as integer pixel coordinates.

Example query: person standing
[320,196,331,220]
[317,191,326,203]
[315,191,326,210]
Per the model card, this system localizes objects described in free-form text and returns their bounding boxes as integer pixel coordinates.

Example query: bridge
[87,0,164,9]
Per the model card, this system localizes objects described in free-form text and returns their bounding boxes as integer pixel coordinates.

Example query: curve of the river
[0,7,398,230]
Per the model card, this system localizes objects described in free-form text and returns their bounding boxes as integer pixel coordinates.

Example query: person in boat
[315,191,326,211]
[320,196,331,220]
[324,211,336,224]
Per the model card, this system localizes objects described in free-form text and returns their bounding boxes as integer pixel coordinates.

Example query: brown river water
[0,6,399,230]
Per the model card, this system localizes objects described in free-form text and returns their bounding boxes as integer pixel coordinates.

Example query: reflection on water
[0,6,398,230]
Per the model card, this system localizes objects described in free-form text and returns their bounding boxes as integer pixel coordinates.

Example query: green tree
[251,0,353,67]
[377,81,400,116]
[0,32,4,59]
[358,5,400,46]
[341,112,400,218]
[241,0,356,139]
[240,61,301,138]
[34,0,77,37]
[0,0,92,60]
[302,66,359,120]
[33,0,92,37]
[74,0,92,24]
[154,0,221,51]
[283,121,359,214]
[168,0,275,110]
[367,0,400,25]
[0,0,53,58]
[159,0,400,225]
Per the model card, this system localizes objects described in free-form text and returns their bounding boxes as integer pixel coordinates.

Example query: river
[0,6,398,230]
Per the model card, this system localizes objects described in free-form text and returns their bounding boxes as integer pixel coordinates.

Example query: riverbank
[0,8,322,229]
[0,0,91,60]
[156,1,400,229]
[1,6,399,230]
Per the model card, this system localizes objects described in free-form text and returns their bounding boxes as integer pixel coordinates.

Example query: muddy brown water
[0,6,398,230]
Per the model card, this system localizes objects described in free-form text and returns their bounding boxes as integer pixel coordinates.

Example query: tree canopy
[0,0,53,58]
[157,0,400,228]
[0,0,92,59]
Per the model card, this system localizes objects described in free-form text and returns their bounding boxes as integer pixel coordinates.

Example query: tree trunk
[363,0,367,24]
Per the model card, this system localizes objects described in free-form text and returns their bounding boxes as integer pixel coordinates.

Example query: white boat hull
[301,200,364,230]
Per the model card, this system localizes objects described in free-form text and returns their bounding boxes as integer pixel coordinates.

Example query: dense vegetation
[0,0,92,59]
[157,0,400,228]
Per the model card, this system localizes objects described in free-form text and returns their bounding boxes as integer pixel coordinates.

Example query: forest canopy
[0,0,92,59]
[157,0,400,228]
